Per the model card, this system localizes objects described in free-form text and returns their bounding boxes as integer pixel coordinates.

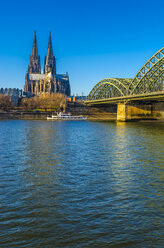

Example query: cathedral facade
[24,31,71,96]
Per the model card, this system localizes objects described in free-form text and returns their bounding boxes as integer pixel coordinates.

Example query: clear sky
[0,0,164,95]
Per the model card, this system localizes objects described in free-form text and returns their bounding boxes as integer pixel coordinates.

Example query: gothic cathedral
[24,31,71,96]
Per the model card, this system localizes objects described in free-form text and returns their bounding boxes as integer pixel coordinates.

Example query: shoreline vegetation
[0,92,118,121]
[0,93,67,112]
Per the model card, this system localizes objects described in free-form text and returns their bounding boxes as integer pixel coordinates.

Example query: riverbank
[0,112,116,121]
[1,101,164,122]
[0,112,164,122]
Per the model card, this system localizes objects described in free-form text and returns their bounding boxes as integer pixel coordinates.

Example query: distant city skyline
[0,0,164,95]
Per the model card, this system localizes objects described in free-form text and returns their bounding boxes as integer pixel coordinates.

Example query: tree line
[20,93,66,111]
[0,93,67,112]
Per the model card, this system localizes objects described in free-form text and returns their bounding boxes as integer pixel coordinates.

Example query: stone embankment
[0,112,48,120]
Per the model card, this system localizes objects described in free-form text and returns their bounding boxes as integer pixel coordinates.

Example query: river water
[0,120,164,247]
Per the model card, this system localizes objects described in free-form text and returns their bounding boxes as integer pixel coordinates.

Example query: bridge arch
[88,48,164,101]
[88,78,130,100]
[128,47,164,95]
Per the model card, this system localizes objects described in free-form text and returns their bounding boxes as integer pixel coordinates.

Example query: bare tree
[0,95,13,111]
[20,93,67,112]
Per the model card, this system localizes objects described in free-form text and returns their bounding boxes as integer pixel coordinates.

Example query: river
[0,120,164,247]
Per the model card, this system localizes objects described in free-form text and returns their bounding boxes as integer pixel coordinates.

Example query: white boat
[47,112,87,120]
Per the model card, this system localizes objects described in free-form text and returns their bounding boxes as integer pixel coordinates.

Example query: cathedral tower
[24,31,70,96]
[28,31,41,74]
[44,32,56,74]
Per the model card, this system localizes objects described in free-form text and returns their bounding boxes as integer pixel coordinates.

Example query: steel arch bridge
[88,48,164,101]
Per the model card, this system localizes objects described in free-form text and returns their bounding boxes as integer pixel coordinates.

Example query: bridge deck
[85,91,164,105]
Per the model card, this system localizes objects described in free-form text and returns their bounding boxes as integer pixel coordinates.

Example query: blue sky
[0,0,164,95]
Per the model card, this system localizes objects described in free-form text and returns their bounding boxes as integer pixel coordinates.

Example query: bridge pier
[116,102,161,122]
[85,100,164,122]
[117,103,128,121]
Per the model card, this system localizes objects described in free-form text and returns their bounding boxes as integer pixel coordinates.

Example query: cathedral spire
[44,32,56,74]
[47,32,53,57]
[32,30,38,57]
[28,31,41,74]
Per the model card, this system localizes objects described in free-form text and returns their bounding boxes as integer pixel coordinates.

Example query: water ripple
[0,120,164,247]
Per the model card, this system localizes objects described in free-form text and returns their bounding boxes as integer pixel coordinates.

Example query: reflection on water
[0,120,164,247]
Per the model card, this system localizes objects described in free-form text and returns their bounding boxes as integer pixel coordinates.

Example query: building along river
[0,120,164,247]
